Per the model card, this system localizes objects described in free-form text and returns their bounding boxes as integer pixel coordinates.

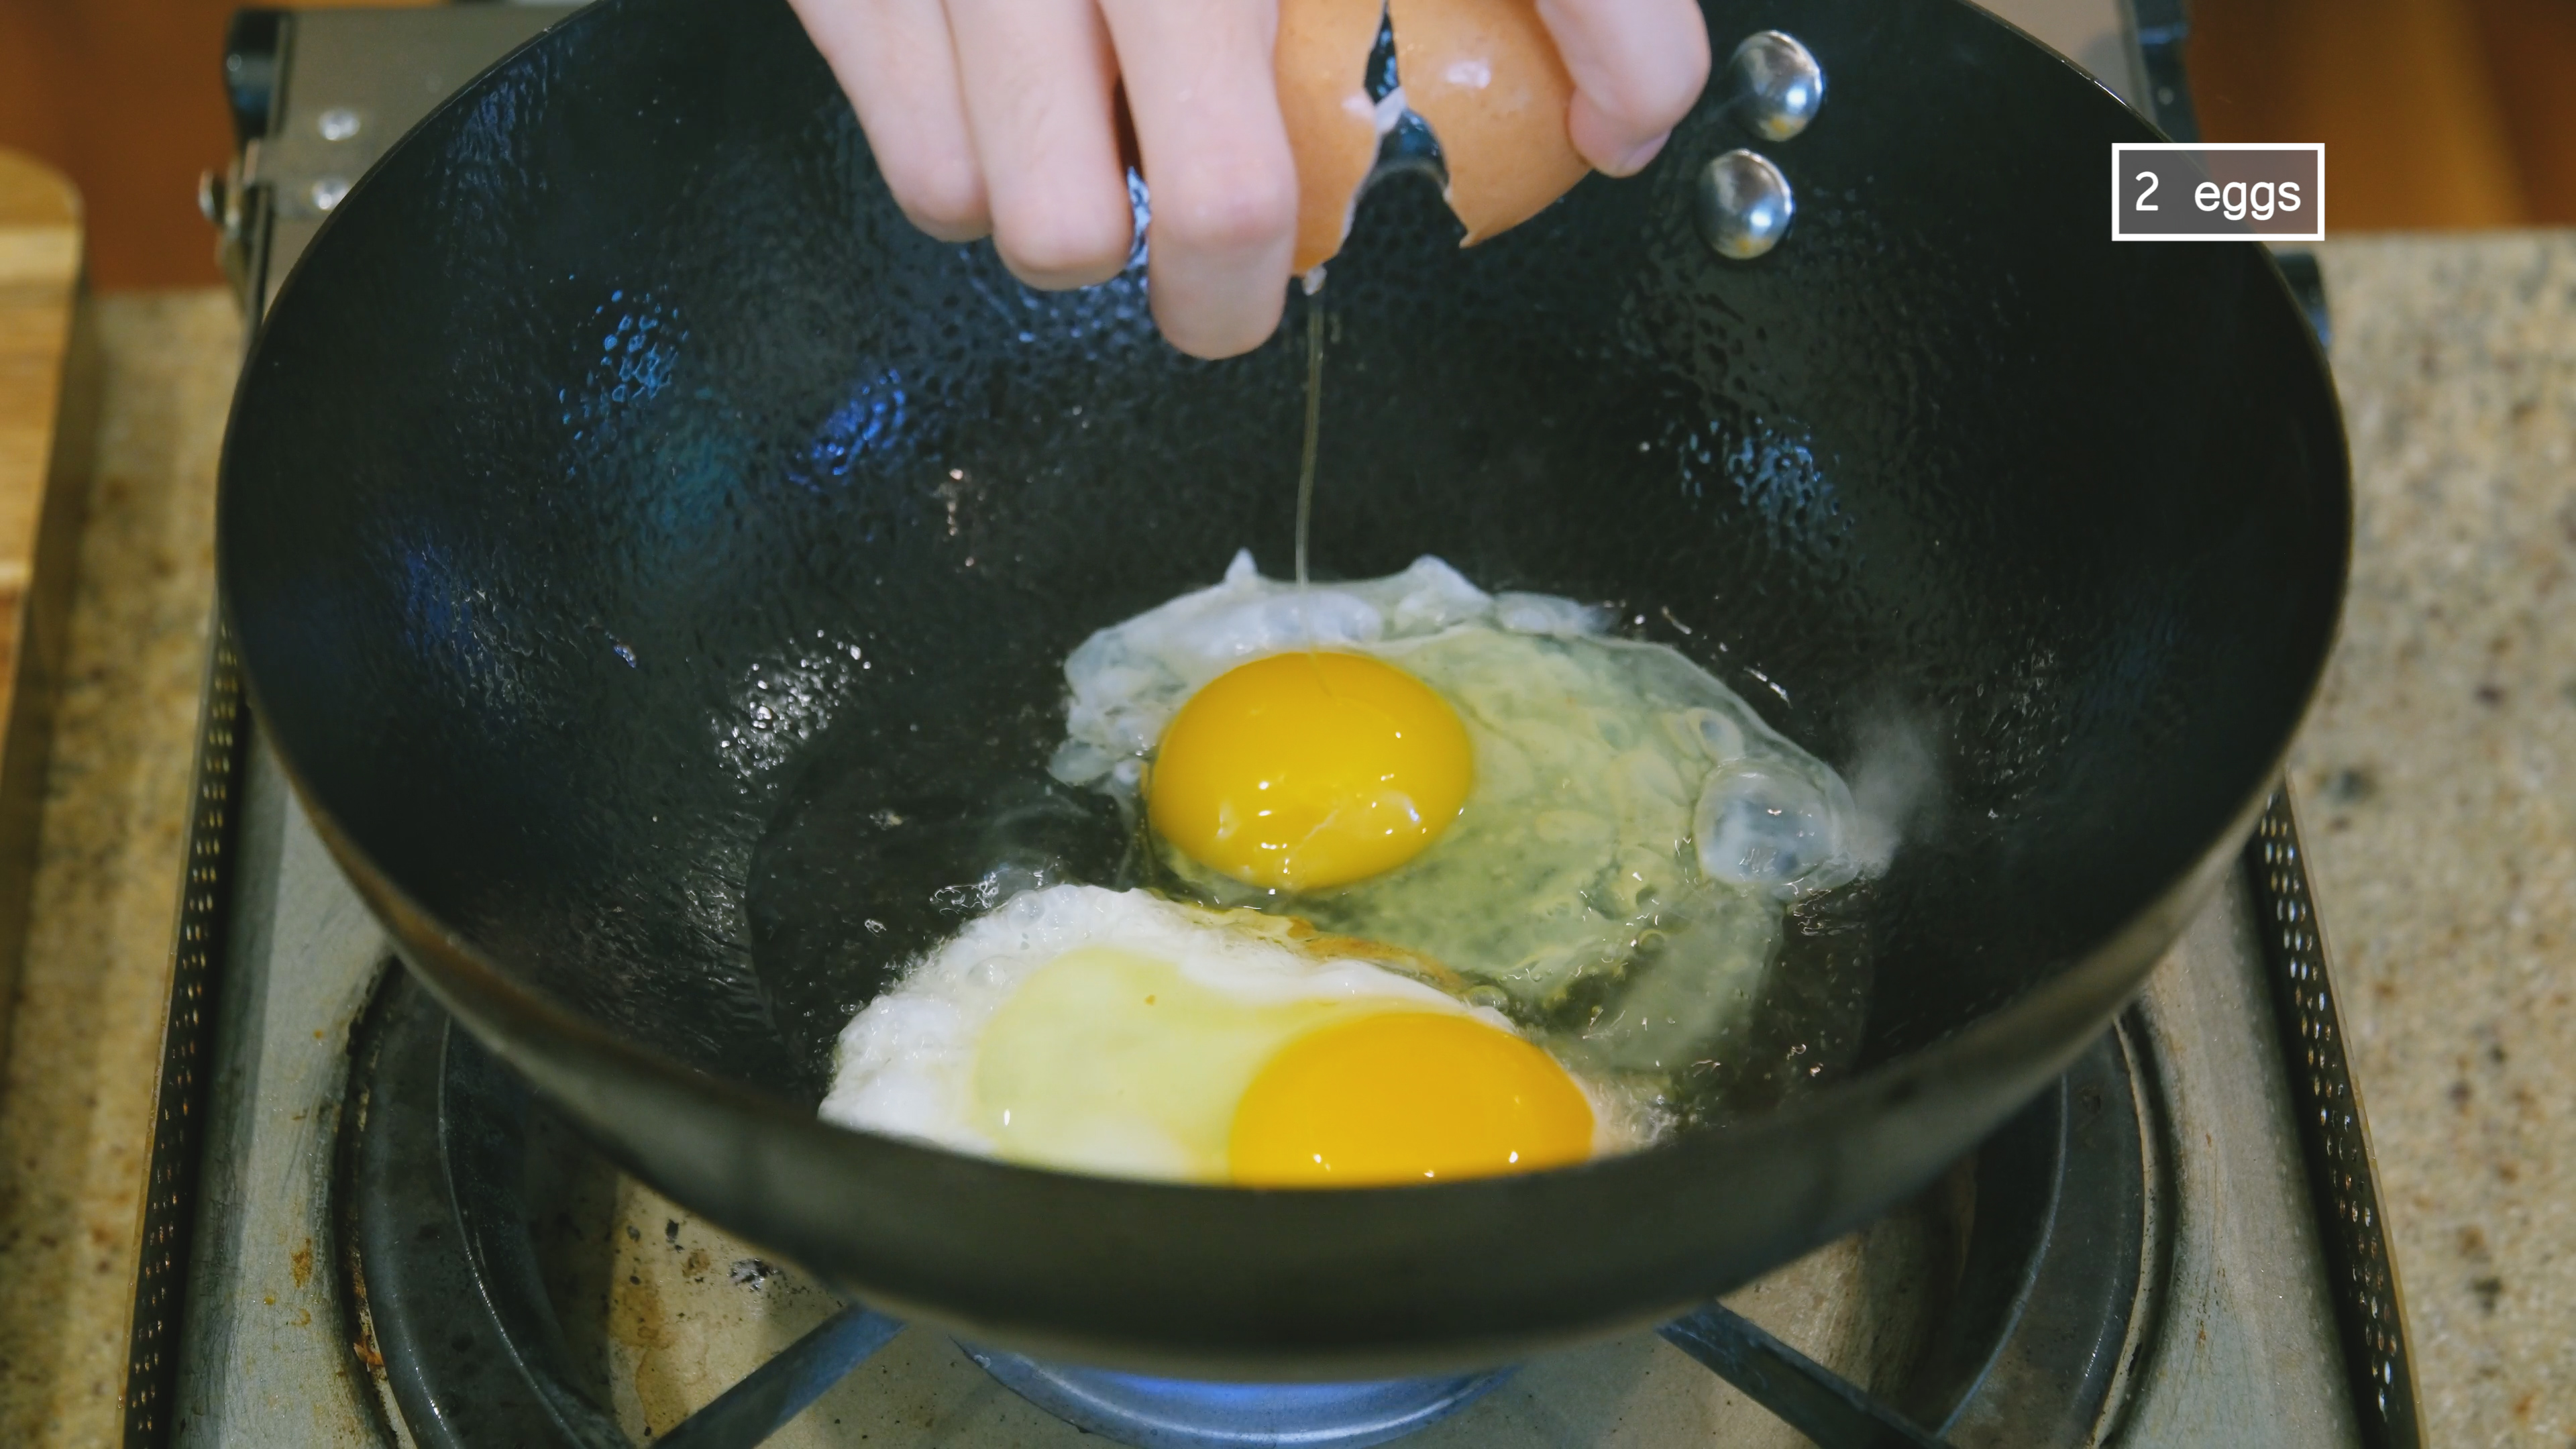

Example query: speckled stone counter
[2298,233,2576,1442]
[0,236,2567,1448]
[0,292,237,1448]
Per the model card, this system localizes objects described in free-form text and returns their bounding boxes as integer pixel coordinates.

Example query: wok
[218,0,2347,1377]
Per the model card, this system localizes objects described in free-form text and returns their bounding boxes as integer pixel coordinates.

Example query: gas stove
[123,5,2420,1446]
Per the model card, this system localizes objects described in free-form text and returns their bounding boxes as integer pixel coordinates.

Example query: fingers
[790,0,990,239]
[945,0,1137,288]
[798,0,1293,354]
[1536,0,1711,176]
[1099,0,1299,358]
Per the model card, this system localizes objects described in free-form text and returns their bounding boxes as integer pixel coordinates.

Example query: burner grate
[336,969,2150,1449]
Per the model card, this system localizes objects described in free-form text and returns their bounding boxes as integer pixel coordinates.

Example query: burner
[959,1355,1507,1449]
[337,967,2151,1448]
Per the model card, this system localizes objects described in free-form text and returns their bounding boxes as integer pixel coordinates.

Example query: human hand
[1539,0,1713,178]
[788,0,1711,361]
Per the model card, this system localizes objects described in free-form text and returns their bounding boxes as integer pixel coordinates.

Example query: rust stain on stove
[290,1238,314,1289]
[610,1253,692,1436]
[610,1260,672,1351]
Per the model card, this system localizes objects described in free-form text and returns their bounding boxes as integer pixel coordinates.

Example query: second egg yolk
[1149,651,1472,892]
[1229,1012,1597,1185]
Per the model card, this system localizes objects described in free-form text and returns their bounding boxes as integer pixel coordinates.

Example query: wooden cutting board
[0,149,95,1062]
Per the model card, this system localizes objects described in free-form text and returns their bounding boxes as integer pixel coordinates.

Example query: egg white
[1049,553,1870,1080]
[820,883,1634,1181]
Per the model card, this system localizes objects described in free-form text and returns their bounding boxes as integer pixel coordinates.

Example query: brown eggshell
[1389,0,1590,245]
[1275,0,1389,275]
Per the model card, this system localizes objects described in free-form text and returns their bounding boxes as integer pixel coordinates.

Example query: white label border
[2112,143,2325,243]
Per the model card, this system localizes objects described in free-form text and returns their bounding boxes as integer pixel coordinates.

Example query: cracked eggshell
[1389,0,1590,245]
[1275,0,1389,274]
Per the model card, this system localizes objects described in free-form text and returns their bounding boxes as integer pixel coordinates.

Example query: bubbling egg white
[821,884,1640,1185]
[1050,552,1871,1080]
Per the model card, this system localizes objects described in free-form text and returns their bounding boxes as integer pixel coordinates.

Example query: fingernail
[1609,131,1672,176]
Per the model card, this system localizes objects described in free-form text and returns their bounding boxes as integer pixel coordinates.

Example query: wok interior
[223,1,2343,1147]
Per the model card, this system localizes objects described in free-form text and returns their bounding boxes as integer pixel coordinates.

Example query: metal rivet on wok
[1727,30,1826,142]
[1697,149,1794,261]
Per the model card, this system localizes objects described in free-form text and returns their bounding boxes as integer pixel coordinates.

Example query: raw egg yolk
[1229,1012,1595,1185]
[1149,651,1472,892]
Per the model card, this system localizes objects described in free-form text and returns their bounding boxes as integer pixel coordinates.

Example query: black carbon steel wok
[217,0,2346,1377]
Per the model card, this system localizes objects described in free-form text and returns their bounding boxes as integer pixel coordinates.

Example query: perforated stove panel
[121,627,245,1446]
[2251,795,2423,1448]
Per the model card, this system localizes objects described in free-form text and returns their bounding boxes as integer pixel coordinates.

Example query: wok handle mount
[1698,31,1825,262]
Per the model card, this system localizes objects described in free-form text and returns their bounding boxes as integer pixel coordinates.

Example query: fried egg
[1051,553,1866,1077]
[821,885,1627,1184]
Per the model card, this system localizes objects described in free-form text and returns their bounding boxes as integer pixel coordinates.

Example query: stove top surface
[171,733,2362,1448]
[137,4,2414,1446]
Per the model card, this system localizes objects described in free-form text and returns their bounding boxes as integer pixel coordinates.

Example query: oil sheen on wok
[815,553,1883,1187]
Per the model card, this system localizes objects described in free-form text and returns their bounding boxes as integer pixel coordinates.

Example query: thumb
[1536,0,1712,175]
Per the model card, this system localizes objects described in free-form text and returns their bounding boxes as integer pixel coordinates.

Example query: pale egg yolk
[1229,1012,1596,1185]
[1149,651,1472,892]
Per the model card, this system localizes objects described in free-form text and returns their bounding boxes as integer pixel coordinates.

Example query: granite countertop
[2293,234,2575,1440]
[0,292,239,1446]
[0,237,2568,1446]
